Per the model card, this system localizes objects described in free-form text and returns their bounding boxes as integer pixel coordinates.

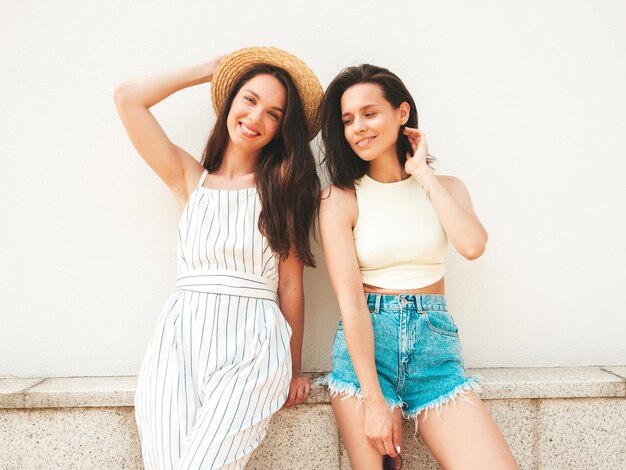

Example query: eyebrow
[244,89,285,114]
[341,104,379,118]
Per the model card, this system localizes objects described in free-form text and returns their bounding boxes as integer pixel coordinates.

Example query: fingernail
[396,445,401,453]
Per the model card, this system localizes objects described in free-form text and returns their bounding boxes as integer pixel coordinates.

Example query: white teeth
[240,123,259,136]
[357,137,374,147]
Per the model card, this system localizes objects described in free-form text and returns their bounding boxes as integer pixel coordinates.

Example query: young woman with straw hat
[318,65,517,469]
[114,46,323,469]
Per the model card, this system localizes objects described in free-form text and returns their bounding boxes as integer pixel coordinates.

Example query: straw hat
[211,46,323,141]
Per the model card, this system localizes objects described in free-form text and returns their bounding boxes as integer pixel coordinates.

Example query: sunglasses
[383,454,403,470]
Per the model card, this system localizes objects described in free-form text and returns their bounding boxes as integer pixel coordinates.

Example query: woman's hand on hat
[403,127,434,186]
[203,54,226,82]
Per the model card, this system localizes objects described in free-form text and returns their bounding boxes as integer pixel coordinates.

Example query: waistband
[365,293,447,313]
[176,269,278,302]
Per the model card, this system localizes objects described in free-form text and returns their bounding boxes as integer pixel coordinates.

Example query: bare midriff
[362,277,445,295]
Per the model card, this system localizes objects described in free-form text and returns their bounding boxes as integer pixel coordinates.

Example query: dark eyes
[243,95,281,121]
[343,112,376,125]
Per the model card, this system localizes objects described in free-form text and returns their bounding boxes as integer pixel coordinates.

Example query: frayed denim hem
[316,373,404,410]
[404,376,483,432]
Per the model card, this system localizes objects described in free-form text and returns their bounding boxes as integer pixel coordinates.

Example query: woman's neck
[215,142,259,179]
[367,151,410,183]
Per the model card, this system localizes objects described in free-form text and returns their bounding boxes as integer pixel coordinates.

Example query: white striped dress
[135,169,293,470]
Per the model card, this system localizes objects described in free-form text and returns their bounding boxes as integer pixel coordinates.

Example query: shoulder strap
[197,169,209,188]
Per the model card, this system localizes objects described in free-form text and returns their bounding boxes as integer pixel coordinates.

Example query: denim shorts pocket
[423,310,459,338]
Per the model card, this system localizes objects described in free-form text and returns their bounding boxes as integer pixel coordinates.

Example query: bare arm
[113,57,223,209]
[278,246,310,407]
[428,174,488,259]
[404,128,488,259]
[320,186,399,457]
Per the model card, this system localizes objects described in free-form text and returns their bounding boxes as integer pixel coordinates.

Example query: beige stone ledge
[604,365,626,380]
[248,404,340,469]
[0,378,45,408]
[538,398,626,469]
[0,376,137,409]
[470,366,626,399]
[1,367,625,410]
[0,406,142,469]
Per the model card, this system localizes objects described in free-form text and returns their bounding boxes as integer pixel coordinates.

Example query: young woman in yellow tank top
[318,65,518,469]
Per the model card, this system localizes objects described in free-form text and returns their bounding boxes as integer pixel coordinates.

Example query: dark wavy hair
[201,64,320,266]
[321,64,433,190]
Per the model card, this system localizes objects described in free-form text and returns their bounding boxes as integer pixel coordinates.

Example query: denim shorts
[319,293,481,419]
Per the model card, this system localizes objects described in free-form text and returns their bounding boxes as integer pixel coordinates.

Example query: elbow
[463,244,485,260]
[113,81,133,107]
[278,282,304,301]
[459,235,487,260]
[463,227,488,260]
[113,83,125,109]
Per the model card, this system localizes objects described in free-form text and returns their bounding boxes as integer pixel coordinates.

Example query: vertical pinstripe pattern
[135,170,292,469]
[176,172,278,283]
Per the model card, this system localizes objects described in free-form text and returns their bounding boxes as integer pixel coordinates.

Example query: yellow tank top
[353,174,448,289]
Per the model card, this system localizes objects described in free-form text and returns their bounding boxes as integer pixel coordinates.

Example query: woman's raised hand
[205,54,226,83]
[114,56,227,207]
[403,127,433,186]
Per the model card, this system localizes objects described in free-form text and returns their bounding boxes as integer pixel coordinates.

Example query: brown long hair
[321,64,431,190]
[201,64,320,266]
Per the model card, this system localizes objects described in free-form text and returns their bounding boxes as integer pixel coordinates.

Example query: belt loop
[415,294,423,312]
[374,295,381,314]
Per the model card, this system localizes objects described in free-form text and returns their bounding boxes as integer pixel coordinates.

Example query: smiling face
[226,73,287,153]
[340,82,409,163]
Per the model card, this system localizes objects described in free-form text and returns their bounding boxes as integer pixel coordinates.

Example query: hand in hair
[403,127,433,185]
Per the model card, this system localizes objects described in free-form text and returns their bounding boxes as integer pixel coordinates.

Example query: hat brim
[211,46,323,141]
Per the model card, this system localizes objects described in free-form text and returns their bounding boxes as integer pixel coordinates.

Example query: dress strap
[197,169,209,188]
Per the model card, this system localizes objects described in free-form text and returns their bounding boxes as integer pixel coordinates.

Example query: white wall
[2,1,625,377]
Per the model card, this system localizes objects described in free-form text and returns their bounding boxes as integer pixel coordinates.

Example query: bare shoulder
[321,184,356,203]
[320,185,358,226]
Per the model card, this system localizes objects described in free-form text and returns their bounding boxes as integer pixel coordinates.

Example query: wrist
[198,62,215,83]
[362,392,387,408]
[412,166,436,193]
[202,55,225,83]
[411,162,434,181]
